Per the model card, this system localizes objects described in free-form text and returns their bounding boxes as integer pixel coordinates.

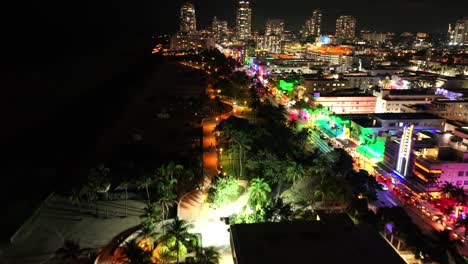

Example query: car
[432,214,446,223]
[378,183,388,191]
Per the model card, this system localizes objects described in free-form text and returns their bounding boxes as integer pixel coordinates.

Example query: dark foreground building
[230,218,406,264]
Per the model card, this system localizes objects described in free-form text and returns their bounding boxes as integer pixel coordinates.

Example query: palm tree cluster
[214,99,378,223]
[120,219,220,264]
[439,181,468,205]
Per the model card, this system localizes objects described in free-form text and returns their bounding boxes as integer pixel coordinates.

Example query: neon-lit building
[385,129,468,191]
[343,113,445,161]
[305,45,353,66]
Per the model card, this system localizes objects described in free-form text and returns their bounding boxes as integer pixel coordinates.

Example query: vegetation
[55,240,92,264]
[207,176,242,208]
[160,219,196,264]
[195,246,221,264]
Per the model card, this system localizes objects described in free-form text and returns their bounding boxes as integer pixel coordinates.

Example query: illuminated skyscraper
[448,17,468,46]
[212,17,228,43]
[236,1,252,40]
[304,9,321,37]
[265,19,285,39]
[336,15,356,40]
[179,2,197,35]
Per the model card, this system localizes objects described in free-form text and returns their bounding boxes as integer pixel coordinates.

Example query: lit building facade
[312,95,377,114]
[169,34,215,51]
[304,9,322,37]
[374,89,442,113]
[302,77,351,93]
[386,129,468,191]
[336,15,356,40]
[256,35,281,54]
[265,19,285,39]
[361,32,389,44]
[448,17,468,46]
[236,1,252,41]
[429,99,468,122]
[212,17,228,43]
[179,2,197,35]
[343,73,381,90]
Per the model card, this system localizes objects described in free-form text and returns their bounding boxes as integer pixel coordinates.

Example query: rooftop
[385,88,436,96]
[371,112,444,120]
[230,220,406,264]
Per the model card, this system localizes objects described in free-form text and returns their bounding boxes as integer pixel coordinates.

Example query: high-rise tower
[236,1,252,40]
[449,17,468,46]
[336,15,356,40]
[179,2,197,35]
[212,17,228,43]
[265,19,285,39]
[304,9,322,37]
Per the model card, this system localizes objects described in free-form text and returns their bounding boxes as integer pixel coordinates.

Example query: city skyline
[163,0,467,34]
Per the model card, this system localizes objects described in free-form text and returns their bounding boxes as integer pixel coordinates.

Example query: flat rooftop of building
[382,88,437,96]
[402,103,431,110]
[446,119,468,128]
[433,98,468,103]
[302,74,346,81]
[371,112,444,120]
[230,220,406,264]
[316,89,375,97]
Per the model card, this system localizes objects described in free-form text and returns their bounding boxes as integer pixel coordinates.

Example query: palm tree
[120,240,152,264]
[86,165,111,217]
[196,247,220,264]
[161,218,195,264]
[137,174,153,203]
[455,218,468,239]
[433,229,464,264]
[139,222,158,251]
[248,178,272,210]
[158,195,177,221]
[451,186,467,205]
[439,181,456,199]
[122,179,130,217]
[231,131,252,179]
[141,203,162,224]
[69,188,82,214]
[55,240,90,264]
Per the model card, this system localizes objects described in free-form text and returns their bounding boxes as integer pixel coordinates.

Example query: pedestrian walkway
[178,113,227,221]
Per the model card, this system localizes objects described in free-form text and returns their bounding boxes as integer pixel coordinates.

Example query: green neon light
[266,57,274,60]
[357,137,385,160]
[279,80,294,91]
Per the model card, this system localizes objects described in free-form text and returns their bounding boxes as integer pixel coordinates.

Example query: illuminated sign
[320,36,331,45]
[396,124,414,177]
